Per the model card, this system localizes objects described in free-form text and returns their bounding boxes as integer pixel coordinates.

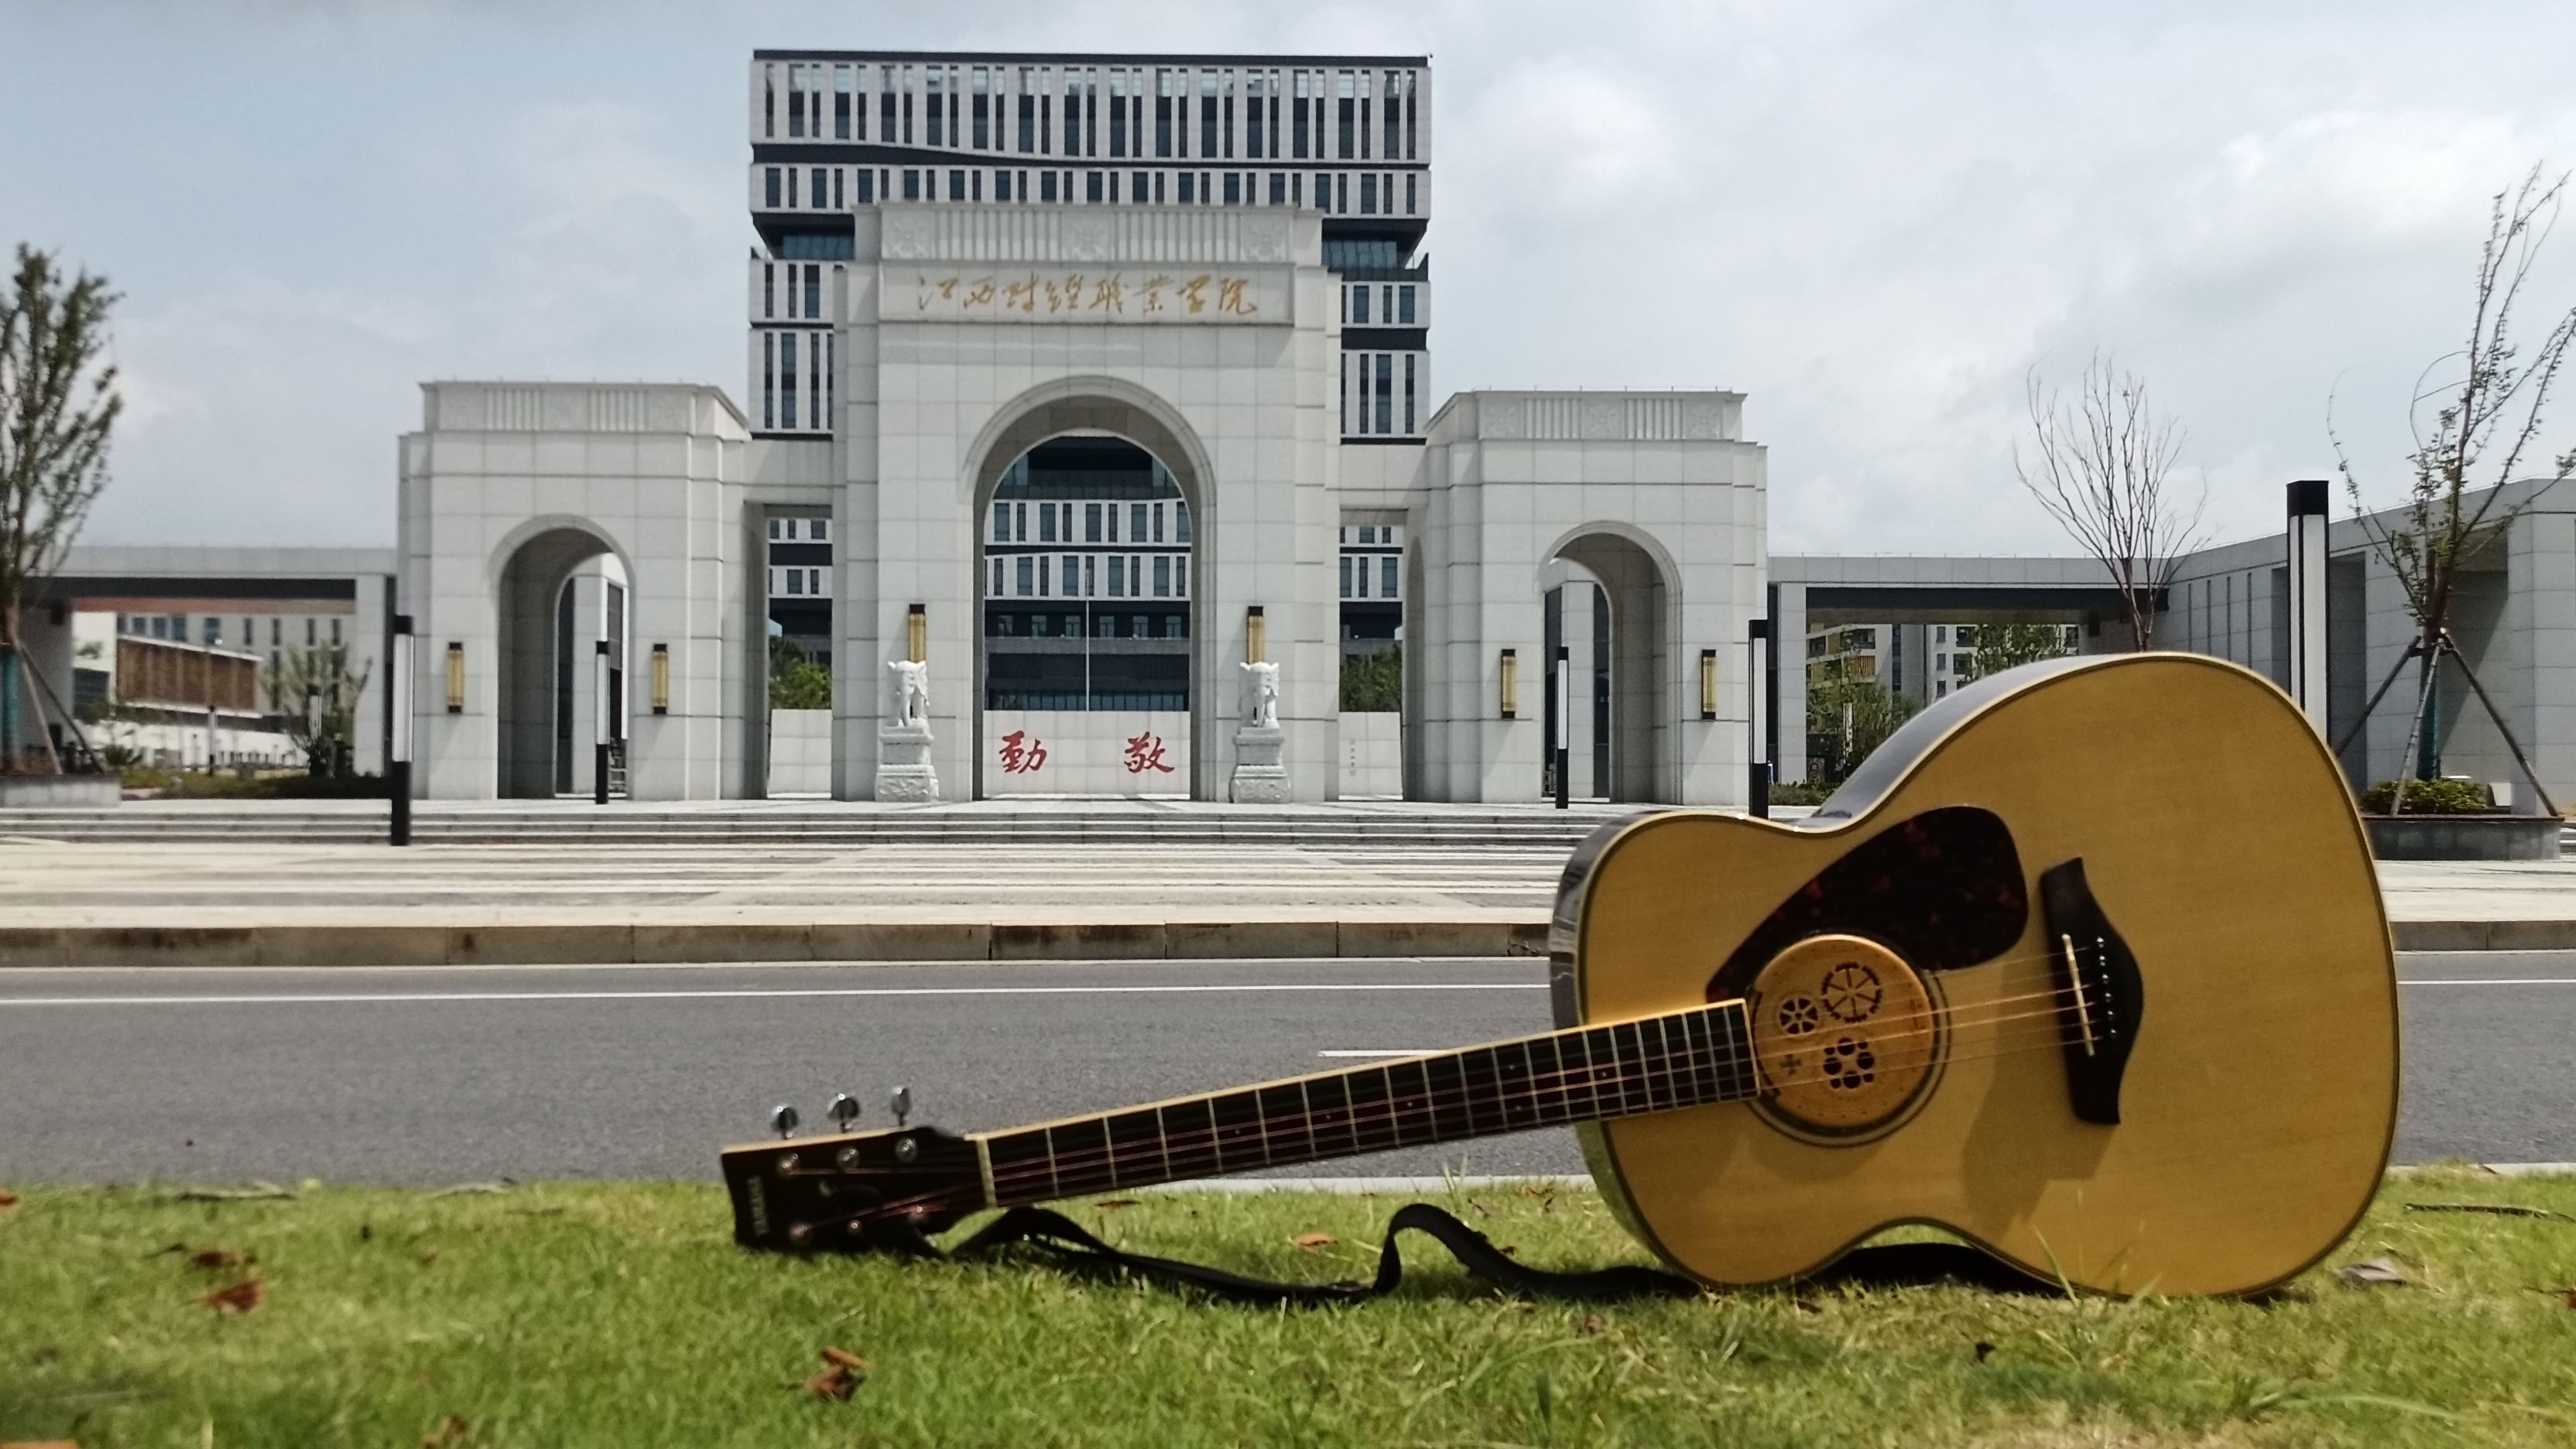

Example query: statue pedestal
[1229,724,1290,803]
[875,721,940,803]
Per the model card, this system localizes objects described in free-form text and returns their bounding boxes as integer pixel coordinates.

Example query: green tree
[1804,675,1915,784]
[2,246,122,772]
[1338,643,1402,712]
[2331,165,2576,812]
[1958,622,2073,683]
[769,636,831,710]
[265,642,372,778]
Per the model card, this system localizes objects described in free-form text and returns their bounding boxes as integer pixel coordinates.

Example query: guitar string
[832,982,2108,1214]
[841,1013,2095,1231]
[850,993,2102,1220]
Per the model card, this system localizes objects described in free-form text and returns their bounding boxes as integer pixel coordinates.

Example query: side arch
[1546,522,1683,803]
[489,516,632,799]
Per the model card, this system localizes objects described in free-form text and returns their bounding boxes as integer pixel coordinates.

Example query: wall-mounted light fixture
[1499,648,1518,719]
[649,643,670,715]
[1245,605,1266,664]
[906,603,927,664]
[1700,649,1719,721]
[444,642,465,714]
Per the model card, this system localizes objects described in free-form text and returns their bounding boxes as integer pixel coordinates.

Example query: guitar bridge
[2036,859,2143,1125]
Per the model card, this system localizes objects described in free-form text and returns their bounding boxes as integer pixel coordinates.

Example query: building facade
[392,50,1770,804]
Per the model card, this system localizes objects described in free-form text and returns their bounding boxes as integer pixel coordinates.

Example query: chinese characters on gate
[911,269,1266,322]
[994,729,1175,776]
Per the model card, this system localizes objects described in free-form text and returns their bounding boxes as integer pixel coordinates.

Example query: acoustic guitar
[721,653,2399,1297]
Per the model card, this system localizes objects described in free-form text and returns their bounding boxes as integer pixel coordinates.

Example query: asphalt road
[2,954,2570,1187]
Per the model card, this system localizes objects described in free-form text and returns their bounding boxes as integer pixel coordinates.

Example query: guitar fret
[1537,1033,1571,1124]
[1259,1083,1310,1166]
[1307,1072,1355,1159]
[1347,1067,1394,1155]
[1387,1057,1432,1149]
[1684,1009,1716,1107]
[1423,1050,1464,1144]
[1103,1108,1161,1188]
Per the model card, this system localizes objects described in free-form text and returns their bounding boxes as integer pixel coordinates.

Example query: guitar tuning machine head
[889,1084,913,1128]
[827,1093,862,1132]
[770,1104,800,1139]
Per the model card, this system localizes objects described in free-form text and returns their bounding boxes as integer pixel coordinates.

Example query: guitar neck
[974,999,1759,1207]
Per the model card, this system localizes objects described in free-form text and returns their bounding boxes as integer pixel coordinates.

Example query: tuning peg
[827,1093,862,1132]
[770,1104,800,1139]
[889,1084,913,1128]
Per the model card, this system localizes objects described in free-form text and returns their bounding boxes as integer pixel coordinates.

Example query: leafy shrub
[1340,645,1402,713]
[1768,780,1830,807]
[2360,777,2495,815]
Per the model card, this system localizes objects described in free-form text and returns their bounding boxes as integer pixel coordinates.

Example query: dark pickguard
[1704,807,2029,1002]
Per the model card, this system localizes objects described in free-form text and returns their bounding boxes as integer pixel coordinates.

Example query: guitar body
[1555,653,2398,1297]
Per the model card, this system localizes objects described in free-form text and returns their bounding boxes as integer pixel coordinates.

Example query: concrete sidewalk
[2,834,2569,966]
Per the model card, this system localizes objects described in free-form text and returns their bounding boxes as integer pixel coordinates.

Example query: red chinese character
[999,730,1048,775]
[1122,731,1175,774]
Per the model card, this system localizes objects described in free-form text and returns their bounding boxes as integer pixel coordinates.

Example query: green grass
[4,1172,2574,1447]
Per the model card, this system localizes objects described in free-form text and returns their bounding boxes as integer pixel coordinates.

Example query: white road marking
[1315,1049,1437,1058]
[0,982,1548,1008]
[2390,969,2576,979]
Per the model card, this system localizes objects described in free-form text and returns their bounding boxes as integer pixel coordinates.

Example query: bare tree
[0,245,121,772]
[2015,355,2208,649]
[2330,165,2576,813]
[265,642,372,779]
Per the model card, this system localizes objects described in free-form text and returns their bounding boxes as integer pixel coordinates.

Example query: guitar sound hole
[1777,997,1821,1036]
[1746,934,1941,1143]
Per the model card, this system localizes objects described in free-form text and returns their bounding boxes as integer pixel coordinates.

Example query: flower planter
[2362,813,2563,862]
[0,774,122,809]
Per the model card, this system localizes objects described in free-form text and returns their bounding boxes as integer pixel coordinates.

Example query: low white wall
[766,708,831,796]
[981,710,1190,796]
[1339,711,1402,797]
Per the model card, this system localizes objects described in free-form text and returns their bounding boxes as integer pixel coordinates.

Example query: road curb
[0,919,1557,968]
[0,917,2550,967]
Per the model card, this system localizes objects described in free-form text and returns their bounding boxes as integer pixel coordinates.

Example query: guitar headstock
[719,1094,984,1253]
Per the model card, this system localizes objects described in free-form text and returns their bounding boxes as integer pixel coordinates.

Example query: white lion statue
[1238,659,1280,729]
[886,659,930,727]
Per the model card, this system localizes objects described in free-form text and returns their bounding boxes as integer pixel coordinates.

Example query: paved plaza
[2,799,2571,962]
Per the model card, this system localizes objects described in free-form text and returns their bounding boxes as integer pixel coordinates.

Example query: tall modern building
[393,50,1769,803]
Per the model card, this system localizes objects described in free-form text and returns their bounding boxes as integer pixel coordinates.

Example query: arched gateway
[397,51,1768,807]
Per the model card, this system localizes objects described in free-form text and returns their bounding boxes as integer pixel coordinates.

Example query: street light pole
[389,615,413,847]
[1553,644,1571,811]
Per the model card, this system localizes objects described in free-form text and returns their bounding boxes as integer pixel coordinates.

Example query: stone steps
[0,806,1636,850]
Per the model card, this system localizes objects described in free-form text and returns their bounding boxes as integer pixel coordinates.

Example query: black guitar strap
[923,1201,2050,1306]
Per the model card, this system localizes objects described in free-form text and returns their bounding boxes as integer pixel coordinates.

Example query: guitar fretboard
[977,999,1759,1206]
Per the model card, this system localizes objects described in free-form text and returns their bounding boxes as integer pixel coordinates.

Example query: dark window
[1375,355,1392,433]
[925,70,943,146]
[1403,353,1417,433]
[762,334,774,428]
[855,169,874,204]
[1293,71,1310,158]
[780,337,797,429]
[1269,172,1286,204]
[1338,72,1355,157]
[1223,172,1239,204]
[1244,91,1262,159]
[1087,170,1103,202]
[1177,173,1194,204]
[811,167,827,207]
[1397,286,1415,324]
[761,263,774,319]
[764,167,781,208]
[971,67,989,149]
[763,68,776,139]
[1040,170,1057,202]
[881,83,897,143]
[1019,93,1036,152]
[903,169,920,200]
[1351,286,1368,324]
[950,168,967,200]
[803,266,821,317]
[1405,173,1416,215]
[1199,71,1218,156]
[1359,173,1376,214]
[835,66,853,139]
[1385,70,1403,157]
[786,64,804,137]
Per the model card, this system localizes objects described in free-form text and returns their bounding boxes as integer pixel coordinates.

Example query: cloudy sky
[7,0,2575,556]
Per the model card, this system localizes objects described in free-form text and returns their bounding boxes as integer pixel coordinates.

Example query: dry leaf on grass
[202,1279,265,1313]
[0,1187,20,1210]
[1293,1232,1334,1250]
[164,1183,295,1204]
[803,1346,871,1400]
[1577,1314,1605,1336]
[420,1414,470,1447]
[1974,1341,1996,1363]
[1,1440,82,1448]
[2336,1258,2409,1288]
[1091,1198,1139,1211]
